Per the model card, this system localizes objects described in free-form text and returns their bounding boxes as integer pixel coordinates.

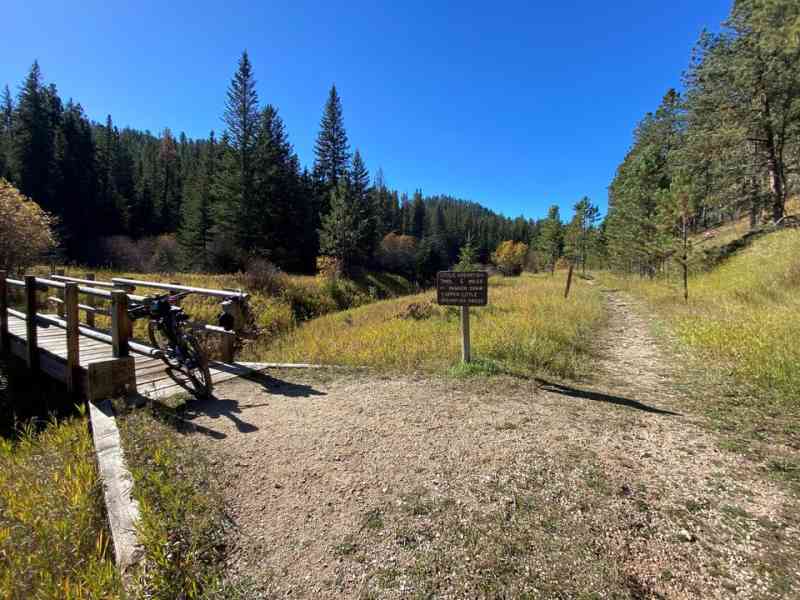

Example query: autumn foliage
[0,179,56,272]
[491,240,529,275]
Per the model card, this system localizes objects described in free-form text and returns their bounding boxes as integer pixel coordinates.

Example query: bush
[316,255,344,280]
[377,233,417,277]
[237,258,289,296]
[0,178,57,273]
[101,234,181,272]
[492,240,528,275]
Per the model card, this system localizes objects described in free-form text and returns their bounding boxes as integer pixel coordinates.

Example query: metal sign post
[436,271,488,363]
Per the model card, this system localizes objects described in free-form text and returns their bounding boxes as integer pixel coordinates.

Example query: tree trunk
[762,98,785,223]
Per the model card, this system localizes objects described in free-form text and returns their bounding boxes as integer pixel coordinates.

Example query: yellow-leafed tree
[491,240,529,275]
[0,179,57,272]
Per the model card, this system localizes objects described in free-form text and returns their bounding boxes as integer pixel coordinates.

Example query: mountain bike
[128,291,214,398]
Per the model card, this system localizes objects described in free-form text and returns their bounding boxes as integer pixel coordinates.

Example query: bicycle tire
[148,320,180,368]
[182,334,213,398]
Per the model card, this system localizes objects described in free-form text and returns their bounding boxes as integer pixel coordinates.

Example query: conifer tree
[411,190,425,239]
[319,179,370,273]
[0,85,13,179]
[179,131,217,270]
[12,61,56,210]
[313,85,350,215]
[216,51,259,256]
[537,205,563,274]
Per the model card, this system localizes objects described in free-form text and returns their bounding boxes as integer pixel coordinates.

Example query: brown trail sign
[436,271,488,363]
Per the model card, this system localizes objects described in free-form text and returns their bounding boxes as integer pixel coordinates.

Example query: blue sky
[3,0,731,220]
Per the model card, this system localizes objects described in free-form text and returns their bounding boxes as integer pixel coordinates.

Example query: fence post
[111,290,130,358]
[64,283,80,394]
[0,271,8,354]
[220,334,235,363]
[55,269,65,319]
[24,275,38,370]
[85,273,96,328]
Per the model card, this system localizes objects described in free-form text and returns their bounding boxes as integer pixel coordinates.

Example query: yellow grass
[250,274,606,379]
[0,413,121,599]
[603,227,800,400]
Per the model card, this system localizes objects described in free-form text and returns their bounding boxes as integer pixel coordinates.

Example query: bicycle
[128,291,215,398]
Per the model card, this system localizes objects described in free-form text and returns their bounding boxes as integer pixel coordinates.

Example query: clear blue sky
[3,0,731,221]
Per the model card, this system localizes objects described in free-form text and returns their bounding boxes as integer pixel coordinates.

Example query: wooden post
[24,275,38,370]
[85,273,96,328]
[64,283,80,394]
[564,263,574,299]
[111,291,130,358]
[0,271,8,354]
[55,269,65,318]
[461,305,471,363]
[220,333,235,364]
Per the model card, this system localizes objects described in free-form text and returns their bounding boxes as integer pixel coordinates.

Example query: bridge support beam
[24,275,38,370]
[0,271,8,355]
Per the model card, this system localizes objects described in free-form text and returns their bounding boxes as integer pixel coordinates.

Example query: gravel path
[183,291,799,599]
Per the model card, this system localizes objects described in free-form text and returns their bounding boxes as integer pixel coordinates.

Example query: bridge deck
[7,314,243,398]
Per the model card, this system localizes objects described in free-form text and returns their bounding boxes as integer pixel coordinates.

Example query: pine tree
[537,205,563,274]
[564,197,599,272]
[319,179,370,273]
[0,85,13,179]
[12,61,56,210]
[411,190,425,239]
[252,104,305,269]
[179,131,217,270]
[216,51,259,256]
[455,233,478,271]
[350,149,378,262]
[313,85,350,215]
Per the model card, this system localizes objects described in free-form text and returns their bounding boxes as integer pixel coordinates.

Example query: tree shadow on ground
[535,378,681,416]
[130,367,327,439]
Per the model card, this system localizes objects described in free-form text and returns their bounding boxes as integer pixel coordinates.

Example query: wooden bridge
[0,270,251,400]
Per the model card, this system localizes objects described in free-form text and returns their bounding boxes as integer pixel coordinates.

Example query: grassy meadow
[249,273,606,379]
[602,227,800,402]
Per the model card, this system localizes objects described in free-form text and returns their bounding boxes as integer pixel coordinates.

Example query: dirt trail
[181,291,798,599]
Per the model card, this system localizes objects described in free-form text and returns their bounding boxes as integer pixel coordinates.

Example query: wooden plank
[55,270,65,318]
[39,349,68,381]
[88,399,142,572]
[47,296,110,317]
[24,275,38,370]
[86,357,136,401]
[85,273,97,328]
[111,291,130,358]
[51,273,116,288]
[9,336,25,360]
[64,283,79,393]
[111,277,247,299]
[0,270,8,354]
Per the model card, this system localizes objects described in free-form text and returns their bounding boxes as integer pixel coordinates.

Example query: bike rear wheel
[182,334,213,398]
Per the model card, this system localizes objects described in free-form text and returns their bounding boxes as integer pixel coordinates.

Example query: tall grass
[0,412,121,599]
[250,274,605,379]
[604,228,800,401]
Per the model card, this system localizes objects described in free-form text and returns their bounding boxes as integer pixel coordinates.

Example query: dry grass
[248,273,606,380]
[0,412,121,599]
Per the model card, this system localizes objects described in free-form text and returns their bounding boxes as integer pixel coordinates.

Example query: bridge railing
[48,272,249,362]
[0,271,139,398]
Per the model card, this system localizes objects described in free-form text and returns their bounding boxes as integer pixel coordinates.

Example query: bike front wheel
[148,320,180,368]
[182,334,213,398]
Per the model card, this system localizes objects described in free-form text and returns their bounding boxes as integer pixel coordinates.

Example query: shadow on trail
[132,368,327,439]
[536,379,681,416]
